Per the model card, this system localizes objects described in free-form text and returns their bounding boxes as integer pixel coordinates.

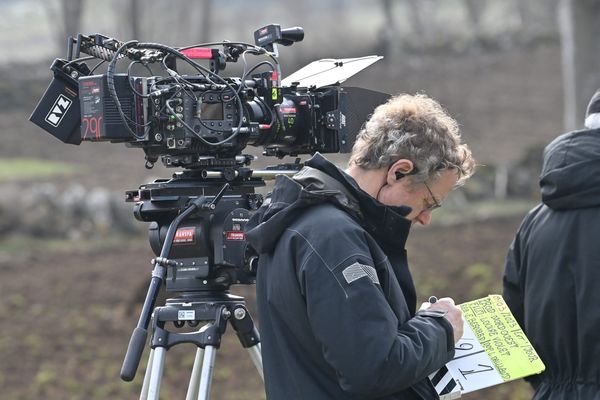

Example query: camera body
[30,28,358,170]
[75,72,349,168]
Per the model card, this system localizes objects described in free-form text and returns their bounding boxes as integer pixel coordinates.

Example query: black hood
[246,153,412,253]
[540,128,600,210]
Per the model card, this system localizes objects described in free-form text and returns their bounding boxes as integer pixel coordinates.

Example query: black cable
[63,56,95,68]
[106,40,147,140]
[103,39,280,148]
[136,42,247,146]
[165,98,244,147]
[90,60,106,74]
[127,61,155,98]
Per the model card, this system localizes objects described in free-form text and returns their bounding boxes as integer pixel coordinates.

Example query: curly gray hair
[349,93,475,185]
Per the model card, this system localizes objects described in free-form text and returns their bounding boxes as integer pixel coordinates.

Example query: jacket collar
[302,153,413,250]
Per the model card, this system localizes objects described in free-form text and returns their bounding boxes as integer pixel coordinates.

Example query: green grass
[0,158,81,181]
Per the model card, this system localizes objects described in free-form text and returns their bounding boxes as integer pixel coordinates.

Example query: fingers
[421,297,455,306]
[436,297,455,306]
[420,297,456,311]
[421,297,464,343]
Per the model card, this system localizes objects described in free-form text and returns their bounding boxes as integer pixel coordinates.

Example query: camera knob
[234,307,247,320]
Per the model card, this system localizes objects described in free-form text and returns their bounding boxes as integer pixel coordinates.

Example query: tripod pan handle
[120,327,148,381]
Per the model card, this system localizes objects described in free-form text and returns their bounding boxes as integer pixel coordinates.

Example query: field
[0,215,532,399]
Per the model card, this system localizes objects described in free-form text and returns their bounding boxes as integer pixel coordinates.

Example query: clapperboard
[429,365,461,399]
[428,295,545,398]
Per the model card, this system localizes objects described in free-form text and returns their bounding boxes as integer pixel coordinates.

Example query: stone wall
[1,183,141,239]
[0,144,545,240]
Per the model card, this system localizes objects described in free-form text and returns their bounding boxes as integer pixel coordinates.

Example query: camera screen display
[201,102,224,120]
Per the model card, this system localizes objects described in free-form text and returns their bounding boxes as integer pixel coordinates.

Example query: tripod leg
[139,349,155,400]
[246,344,264,381]
[147,347,167,400]
[197,345,217,400]
[185,347,205,400]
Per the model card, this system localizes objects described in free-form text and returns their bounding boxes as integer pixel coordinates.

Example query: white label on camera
[178,310,196,321]
[45,94,72,127]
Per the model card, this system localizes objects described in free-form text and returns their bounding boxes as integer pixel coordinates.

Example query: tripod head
[128,169,264,291]
[120,164,295,382]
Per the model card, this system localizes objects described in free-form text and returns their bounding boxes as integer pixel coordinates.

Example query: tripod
[119,182,265,399]
[139,293,263,400]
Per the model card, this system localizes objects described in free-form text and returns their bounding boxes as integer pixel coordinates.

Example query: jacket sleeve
[502,212,542,389]
[502,222,525,328]
[296,230,454,397]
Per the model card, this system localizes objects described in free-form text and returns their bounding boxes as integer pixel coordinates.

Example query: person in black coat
[246,93,476,400]
[503,89,600,400]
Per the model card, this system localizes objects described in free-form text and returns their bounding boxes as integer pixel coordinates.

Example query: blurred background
[1,0,599,399]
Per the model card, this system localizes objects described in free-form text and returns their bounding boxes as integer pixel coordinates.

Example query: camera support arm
[120,192,224,381]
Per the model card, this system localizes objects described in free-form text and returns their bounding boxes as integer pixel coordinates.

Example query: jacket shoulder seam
[288,228,379,296]
[287,227,375,271]
[288,228,348,295]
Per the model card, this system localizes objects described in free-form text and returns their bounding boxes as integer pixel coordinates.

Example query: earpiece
[395,171,406,180]
[393,163,417,180]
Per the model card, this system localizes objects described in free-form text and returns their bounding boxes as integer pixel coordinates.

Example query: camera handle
[120,189,227,382]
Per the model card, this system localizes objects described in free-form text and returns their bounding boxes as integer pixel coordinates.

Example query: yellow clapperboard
[430,295,545,399]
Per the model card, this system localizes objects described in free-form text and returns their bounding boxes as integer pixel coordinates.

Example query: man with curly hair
[246,93,475,400]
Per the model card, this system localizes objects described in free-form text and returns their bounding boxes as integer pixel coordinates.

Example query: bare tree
[405,0,426,47]
[463,0,486,42]
[379,0,402,61]
[43,0,85,53]
[516,0,561,41]
[559,0,600,130]
[129,0,142,40]
[515,0,535,41]
[198,0,214,43]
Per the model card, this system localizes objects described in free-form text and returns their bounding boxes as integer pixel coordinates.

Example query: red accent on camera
[173,227,196,244]
[226,231,245,241]
[180,48,214,59]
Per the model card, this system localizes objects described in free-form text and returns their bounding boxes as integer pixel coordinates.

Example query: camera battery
[29,59,83,145]
[79,74,146,141]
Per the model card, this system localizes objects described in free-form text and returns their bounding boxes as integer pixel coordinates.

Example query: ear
[387,159,414,185]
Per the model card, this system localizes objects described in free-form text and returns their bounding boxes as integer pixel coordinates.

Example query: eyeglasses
[422,181,442,212]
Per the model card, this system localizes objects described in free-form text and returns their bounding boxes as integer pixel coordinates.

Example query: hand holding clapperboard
[429,295,545,399]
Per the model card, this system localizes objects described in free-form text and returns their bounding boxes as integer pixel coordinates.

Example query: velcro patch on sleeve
[342,262,380,285]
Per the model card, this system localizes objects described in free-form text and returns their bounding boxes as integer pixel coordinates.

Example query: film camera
[30,25,388,389]
[30,24,387,292]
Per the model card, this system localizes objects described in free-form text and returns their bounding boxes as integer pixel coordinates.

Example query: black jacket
[503,128,600,400]
[246,154,454,400]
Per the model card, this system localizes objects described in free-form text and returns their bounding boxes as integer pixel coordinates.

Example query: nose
[415,210,432,226]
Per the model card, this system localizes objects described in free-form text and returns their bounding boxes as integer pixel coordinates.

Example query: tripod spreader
[150,302,229,351]
[148,295,260,352]
[139,294,263,400]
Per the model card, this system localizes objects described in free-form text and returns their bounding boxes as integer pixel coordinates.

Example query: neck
[345,164,387,199]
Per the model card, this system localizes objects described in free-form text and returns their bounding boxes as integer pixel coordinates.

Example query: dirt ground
[0,214,532,400]
[0,41,563,399]
[0,237,262,399]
